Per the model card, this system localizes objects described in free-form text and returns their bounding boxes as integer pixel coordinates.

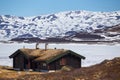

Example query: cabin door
[24,58,31,69]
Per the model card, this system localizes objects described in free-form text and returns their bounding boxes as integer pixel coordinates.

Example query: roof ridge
[20,48,68,51]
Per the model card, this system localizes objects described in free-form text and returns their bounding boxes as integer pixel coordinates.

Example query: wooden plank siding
[13,53,33,70]
[38,54,82,71]
[65,54,81,68]
[13,53,25,70]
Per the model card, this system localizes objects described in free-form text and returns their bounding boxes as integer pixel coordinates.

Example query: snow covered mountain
[0,10,120,41]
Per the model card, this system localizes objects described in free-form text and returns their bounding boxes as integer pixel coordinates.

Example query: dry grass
[10,49,68,61]
[0,66,41,80]
[0,57,120,80]
[17,57,120,80]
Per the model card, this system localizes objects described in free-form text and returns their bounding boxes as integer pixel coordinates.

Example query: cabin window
[43,63,46,66]
[60,58,66,65]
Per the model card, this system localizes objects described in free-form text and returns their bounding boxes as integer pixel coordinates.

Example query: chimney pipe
[45,43,48,50]
[36,42,39,49]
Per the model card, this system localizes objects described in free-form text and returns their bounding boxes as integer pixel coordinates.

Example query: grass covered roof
[9,48,85,64]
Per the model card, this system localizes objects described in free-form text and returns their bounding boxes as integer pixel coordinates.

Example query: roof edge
[46,50,85,64]
[9,49,30,59]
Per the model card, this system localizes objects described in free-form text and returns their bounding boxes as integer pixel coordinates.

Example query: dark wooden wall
[13,53,32,70]
[47,53,81,70]
[65,54,81,68]
[13,53,25,70]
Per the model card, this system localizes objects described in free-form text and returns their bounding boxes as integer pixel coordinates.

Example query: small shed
[9,48,85,71]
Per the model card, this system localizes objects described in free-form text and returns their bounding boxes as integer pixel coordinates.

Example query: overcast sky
[0,0,120,16]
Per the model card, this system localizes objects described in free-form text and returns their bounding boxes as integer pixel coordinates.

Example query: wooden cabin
[9,48,85,71]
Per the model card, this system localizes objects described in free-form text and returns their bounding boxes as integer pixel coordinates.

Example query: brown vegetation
[0,57,120,80]
[0,67,41,80]
[106,24,120,32]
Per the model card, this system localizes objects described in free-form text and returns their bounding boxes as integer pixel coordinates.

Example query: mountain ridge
[0,10,120,41]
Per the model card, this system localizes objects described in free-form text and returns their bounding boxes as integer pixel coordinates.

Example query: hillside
[0,57,120,80]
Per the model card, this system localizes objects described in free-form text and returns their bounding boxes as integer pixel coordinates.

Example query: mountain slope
[0,10,120,41]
